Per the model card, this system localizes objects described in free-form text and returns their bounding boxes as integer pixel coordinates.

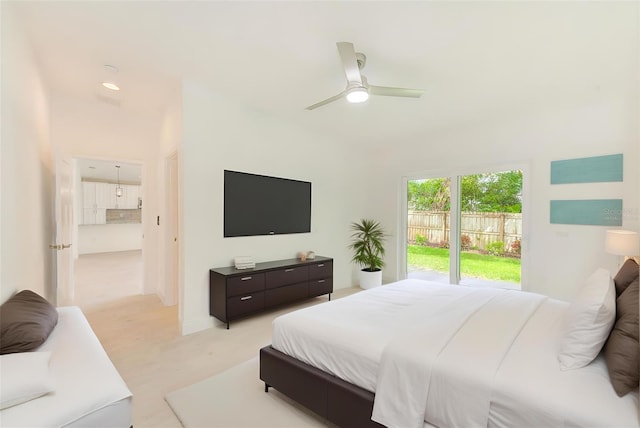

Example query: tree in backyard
[409,171,522,213]
[407,178,451,211]
[471,171,522,213]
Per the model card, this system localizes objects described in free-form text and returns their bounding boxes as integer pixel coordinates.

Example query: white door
[53,157,75,306]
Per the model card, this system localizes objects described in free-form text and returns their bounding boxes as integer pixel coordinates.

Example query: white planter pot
[359,269,382,290]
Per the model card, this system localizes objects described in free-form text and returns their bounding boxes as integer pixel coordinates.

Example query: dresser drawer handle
[285,268,295,272]
[240,296,252,301]
[317,264,324,267]
[240,276,252,281]
[317,279,325,283]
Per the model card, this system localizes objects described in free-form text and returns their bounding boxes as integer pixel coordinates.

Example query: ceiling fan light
[346,87,369,103]
[102,82,120,91]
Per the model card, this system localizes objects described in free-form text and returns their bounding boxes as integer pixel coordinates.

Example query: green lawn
[407,245,521,283]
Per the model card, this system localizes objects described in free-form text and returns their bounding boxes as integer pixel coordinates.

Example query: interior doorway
[71,157,144,309]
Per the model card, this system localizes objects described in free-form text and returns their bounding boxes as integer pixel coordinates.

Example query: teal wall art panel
[550,199,623,226]
[550,154,623,184]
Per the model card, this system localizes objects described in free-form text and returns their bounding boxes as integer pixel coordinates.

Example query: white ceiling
[77,158,142,184]
[10,1,637,146]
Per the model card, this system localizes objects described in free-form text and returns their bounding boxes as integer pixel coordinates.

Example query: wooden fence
[408,210,522,252]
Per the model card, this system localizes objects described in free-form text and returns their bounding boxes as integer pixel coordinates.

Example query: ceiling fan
[305,42,424,110]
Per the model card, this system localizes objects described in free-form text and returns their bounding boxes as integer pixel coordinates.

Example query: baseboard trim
[181,316,215,335]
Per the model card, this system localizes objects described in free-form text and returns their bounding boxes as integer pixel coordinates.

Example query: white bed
[0,307,132,428]
[272,279,639,428]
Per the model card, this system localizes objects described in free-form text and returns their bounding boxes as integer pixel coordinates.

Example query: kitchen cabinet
[81,181,141,224]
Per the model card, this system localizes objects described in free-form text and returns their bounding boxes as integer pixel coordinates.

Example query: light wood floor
[75,251,359,427]
[73,250,143,310]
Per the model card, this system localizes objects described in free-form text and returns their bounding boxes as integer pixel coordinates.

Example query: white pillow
[0,351,54,409]
[558,268,616,370]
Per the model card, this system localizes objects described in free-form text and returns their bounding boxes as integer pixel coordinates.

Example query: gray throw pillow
[603,279,639,396]
[0,290,58,354]
[613,259,639,297]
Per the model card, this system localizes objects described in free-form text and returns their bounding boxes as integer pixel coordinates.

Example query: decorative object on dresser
[210,256,333,329]
[234,256,255,270]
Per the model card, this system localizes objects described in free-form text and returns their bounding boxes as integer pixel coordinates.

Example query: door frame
[161,151,179,307]
[54,155,74,306]
[70,156,145,299]
[399,161,531,290]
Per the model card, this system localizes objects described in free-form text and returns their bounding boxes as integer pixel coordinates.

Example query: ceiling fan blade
[369,85,424,98]
[336,42,362,85]
[305,91,346,110]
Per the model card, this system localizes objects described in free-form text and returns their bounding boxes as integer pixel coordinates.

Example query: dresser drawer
[266,266,308,289]
[227,273,265,297]
[265,283,309,306]
[308,261,333,280]
[308,278,333,297]
[227,291,264,317]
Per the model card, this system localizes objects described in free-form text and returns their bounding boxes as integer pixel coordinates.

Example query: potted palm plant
[349,219,386,289]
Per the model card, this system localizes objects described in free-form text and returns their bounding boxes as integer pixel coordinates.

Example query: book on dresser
[209,256,333,329]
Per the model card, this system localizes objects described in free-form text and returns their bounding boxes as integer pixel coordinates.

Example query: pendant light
[115,165,123,197]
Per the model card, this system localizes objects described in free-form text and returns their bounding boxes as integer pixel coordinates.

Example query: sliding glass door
[458,171,522,289]
[406,177,452,283]
[404,168,524,290]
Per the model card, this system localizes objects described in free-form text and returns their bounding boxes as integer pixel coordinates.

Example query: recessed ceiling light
[102,82,120,91]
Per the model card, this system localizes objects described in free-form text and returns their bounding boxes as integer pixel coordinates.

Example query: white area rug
[165,357,332,428]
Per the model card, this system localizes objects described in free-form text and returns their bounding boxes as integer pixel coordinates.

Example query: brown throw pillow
[603,278,639,396]
[613,259,639,297]
[0,290,58,354]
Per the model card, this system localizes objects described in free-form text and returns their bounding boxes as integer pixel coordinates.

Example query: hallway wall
[1,4,55,303]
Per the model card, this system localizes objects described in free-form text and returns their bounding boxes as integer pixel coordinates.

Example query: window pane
[459,171,522,290]
[407,177,451,284]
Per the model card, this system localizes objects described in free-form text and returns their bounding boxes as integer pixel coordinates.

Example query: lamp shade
[605,230,640,256]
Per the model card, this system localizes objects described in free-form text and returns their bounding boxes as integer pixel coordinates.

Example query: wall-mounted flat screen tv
[224,170,311,237]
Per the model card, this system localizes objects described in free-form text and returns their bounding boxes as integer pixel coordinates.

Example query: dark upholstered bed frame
[260,346,384,428]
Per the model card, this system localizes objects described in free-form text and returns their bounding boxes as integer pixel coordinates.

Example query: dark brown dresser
[209,256,333,328]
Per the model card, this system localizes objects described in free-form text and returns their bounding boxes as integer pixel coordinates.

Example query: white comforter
[272,279,639,428]
[371,285,545,428]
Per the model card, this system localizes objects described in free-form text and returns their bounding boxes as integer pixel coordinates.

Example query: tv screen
[224,170,311,237]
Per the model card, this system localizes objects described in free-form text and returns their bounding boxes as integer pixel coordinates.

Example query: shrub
[486,241,505,256]
[415,234,427,246]
[460,234,472,250]
[510,239,521,255]
[439,239,449,249]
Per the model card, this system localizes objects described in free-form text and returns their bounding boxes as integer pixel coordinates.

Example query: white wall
[78,224,143,255]
[0,4,55,304]
[181,80,369,334]
[370,76,639,300]
[50,95,162,296]
[157,87,182,308]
